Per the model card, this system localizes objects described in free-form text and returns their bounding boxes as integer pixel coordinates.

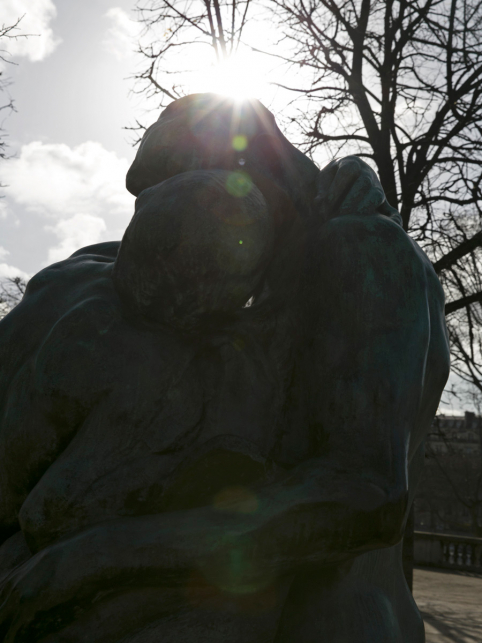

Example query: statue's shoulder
[310,213,448,376]
[0,242,122,391]
[11,241,120,316]
[25,241,120,298]
[68,241,121,261]
[318,213,443,301]
[315,210,449,387]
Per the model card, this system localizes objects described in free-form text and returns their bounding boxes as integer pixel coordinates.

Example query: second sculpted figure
[0,94,449,642]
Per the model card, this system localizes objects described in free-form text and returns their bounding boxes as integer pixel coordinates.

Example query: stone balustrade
[414,531,482,573]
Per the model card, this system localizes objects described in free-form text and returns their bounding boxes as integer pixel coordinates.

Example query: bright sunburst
[191,51,270,101]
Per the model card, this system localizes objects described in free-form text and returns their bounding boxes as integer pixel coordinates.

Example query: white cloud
[1,0,61,64]
[103,7,138,61]
[0,262,29,280]
[1,140,135,263]
[2,141,133,217]
[0,247,9,260]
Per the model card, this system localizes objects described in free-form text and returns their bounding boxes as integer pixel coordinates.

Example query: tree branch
[433,230,482,274]
[446,291,482,315]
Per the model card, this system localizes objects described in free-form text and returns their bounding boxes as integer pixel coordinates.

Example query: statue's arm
[0,252,117,542]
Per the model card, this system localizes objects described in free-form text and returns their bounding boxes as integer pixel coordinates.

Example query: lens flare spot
[232,135,248,151]
[239,240,243,244]
[232,336,245,351]
[213,486,258,514]
[226,171,253,198]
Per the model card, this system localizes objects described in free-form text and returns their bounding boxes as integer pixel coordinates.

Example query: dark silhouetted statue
[0,94,449,642]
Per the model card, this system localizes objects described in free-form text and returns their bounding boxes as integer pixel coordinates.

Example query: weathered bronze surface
[0,94,449,642]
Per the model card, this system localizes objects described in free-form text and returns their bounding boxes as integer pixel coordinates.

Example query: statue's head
[126,94,319,215]
[114,169,273,329]
[115,95,319,328]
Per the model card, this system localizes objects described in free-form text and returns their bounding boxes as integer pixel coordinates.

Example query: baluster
[442,542,448,563]
[465,544,472,566]
[457,544,464,565]
[475,546,482,568]
[449,543,455,564]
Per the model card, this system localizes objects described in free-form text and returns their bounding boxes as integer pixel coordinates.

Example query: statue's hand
[314,156,402,226]
[0,512,265,642]
[0,527,112,642]
[0,537,80,642]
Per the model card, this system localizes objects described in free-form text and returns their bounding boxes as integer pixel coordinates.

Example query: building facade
[414,412,482,537]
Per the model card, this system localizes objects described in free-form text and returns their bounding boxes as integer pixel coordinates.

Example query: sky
[0,0,287,280]
[0,0,146,278]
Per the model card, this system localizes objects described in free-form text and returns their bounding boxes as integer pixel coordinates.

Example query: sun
[191,51,270,101]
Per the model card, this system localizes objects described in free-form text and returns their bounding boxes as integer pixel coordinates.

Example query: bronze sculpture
[0,94,450,641]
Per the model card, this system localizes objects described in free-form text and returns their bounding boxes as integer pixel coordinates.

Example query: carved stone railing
[414,531,482,573]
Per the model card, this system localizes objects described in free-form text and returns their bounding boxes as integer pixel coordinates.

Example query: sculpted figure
[0,94,449,642]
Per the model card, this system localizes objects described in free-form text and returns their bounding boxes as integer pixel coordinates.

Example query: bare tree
[0,277,27,320]
[0,17,29,171]
[132,0,254,115]
[0,18,30,310]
